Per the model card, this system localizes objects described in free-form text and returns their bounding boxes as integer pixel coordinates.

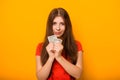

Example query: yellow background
[0,0,120,80]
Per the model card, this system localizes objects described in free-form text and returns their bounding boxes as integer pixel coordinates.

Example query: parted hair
[40,8,78,66]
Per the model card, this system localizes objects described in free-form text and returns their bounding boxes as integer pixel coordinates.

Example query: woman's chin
[55,34,61,38]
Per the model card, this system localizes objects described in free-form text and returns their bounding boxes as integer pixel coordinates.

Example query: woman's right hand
[46,42,55,59]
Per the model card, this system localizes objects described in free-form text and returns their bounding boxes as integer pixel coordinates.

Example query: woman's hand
[46,42,55,59]
[46,42,63,59]
[54,43,63,59]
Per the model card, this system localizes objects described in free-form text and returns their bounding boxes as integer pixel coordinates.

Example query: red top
[36,41,83,80]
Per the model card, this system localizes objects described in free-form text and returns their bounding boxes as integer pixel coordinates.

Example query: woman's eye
[60,22,65,26]
[53,22,56,25]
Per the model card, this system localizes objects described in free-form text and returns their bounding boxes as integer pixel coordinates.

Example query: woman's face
[52,16,65,38]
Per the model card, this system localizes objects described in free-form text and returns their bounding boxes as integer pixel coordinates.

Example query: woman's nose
[56,25,60,31]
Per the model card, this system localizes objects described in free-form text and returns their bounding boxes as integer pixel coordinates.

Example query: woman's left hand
[54,43,63,58]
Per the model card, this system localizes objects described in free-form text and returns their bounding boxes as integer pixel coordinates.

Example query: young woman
[36,8,83,80]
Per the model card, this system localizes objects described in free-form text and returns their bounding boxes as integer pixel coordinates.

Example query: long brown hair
[41,8,77,65]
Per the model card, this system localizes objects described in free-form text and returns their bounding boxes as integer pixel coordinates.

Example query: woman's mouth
[54,32,62,35]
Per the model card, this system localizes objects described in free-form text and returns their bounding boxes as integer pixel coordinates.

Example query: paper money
[48,35,57,43]
[48,35,62,43]
[54,38,62,43]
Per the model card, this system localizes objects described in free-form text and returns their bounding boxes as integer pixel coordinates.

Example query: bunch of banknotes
[48,35,62,43]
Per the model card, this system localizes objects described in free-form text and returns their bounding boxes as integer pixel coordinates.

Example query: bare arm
[36,56,54,80]
[36,43,55,80]
[55,51,83,79]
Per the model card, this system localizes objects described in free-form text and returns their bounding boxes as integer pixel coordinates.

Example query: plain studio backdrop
[0,0,120,80]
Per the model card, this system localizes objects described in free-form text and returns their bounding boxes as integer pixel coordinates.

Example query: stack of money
[48,35,62,43]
